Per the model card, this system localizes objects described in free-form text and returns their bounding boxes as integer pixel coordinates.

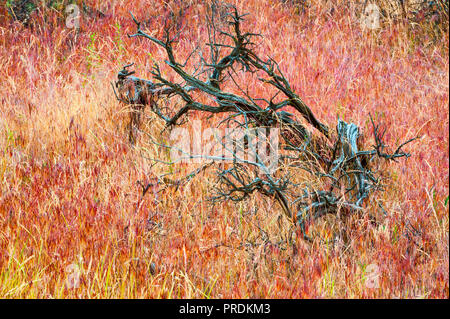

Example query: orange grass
[0,0,448,298]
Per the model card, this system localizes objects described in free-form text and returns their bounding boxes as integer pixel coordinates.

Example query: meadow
[0,0,448,298]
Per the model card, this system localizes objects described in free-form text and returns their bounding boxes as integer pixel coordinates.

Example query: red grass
[0,0,448,298]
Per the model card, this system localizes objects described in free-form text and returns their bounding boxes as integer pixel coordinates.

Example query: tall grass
[0,0,448,298]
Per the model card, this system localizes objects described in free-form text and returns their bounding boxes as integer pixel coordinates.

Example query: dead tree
[114,63,165,143]
[114,2,417,240]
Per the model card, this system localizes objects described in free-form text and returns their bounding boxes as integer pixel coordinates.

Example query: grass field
[0,0,448,298]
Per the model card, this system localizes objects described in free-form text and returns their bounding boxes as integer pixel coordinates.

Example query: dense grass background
[0,0,448,298]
